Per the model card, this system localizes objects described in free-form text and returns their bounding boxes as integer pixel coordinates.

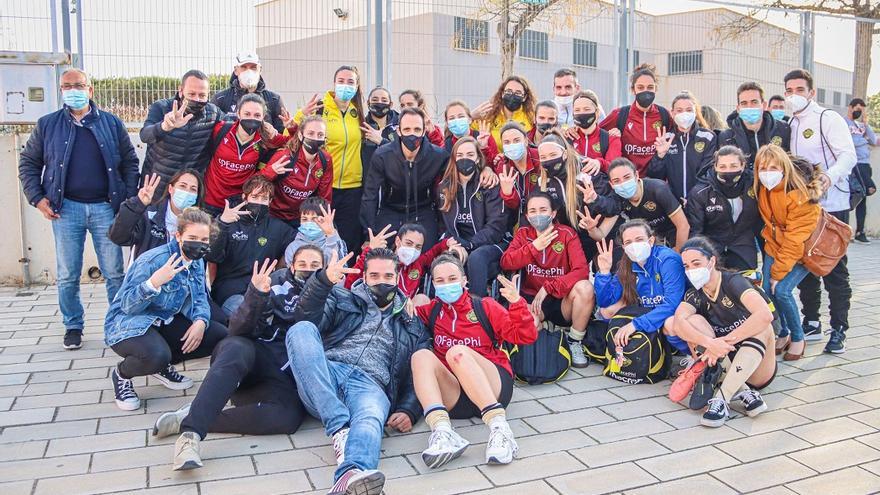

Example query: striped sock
[480,403,505,426]
[424,404,451,431]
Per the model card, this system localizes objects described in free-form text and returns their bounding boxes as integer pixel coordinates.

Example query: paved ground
[2,244,880,495]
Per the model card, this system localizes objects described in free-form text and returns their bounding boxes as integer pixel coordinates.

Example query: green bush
[91,74,229,123]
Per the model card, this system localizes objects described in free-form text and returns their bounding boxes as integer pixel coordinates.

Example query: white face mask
[685,266,712,290]
[238,69,260,89]
[759,170,783,190]
[785,94,809,114]
[396,246,421,266]
[554,94,574,106]
[674,111,696,129]
[624,241,652,264]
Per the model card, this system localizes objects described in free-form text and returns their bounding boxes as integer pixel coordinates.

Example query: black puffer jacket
[211,74,285,132]
[139,96,222,195]
[108,196,174,260]
[718,110,790,168]
[293,269,430,424]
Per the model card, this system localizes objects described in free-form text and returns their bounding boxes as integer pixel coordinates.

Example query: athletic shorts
[448,363,514,419]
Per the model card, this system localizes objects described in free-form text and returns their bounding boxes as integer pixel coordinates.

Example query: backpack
[602,306,669,384]
[427,295,497,347]
[584,318,610,364]
[505,322,571,385]
[615,105,672,134]
[598,128,610,157]
[210,119,236,155]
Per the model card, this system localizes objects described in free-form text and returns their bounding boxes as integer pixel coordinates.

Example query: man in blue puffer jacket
[18,68,139,350]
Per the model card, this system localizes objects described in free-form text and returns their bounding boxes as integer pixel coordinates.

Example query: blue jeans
[51,199,124,330]
[285,321,390,481]
[220,294,245,317]
[762,254,809,342]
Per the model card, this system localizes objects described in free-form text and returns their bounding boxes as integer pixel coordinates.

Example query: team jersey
[617,178,682,241]
[683,271,759,337]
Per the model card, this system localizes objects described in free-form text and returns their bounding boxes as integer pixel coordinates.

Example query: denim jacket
[104,242,211,346]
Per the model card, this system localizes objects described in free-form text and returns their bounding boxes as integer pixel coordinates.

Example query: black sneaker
[152,364,194,390]
[855,232,871,244]
[689,362,721,410]
[63,329,83,350]
[803,320,823,342]
[701,397,729,427]
[731,388,768,417]
[824,328,846,354]
[111,366,141,411]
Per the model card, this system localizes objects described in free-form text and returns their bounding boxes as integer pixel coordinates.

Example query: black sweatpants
[180,336,306,440]
[333,187,364,254]
[110,315,227,379]
[855,163,875,233]
[798,209,851,331]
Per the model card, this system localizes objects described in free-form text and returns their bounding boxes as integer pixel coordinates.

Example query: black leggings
[466,244,503,297]
[333,187,364,254]
[373,207,439,248]
[110,315,227,379]
[180,336,306,439]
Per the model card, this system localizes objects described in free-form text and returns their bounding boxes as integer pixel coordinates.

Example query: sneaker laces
[487,424,513,451]
[160,364,186,382]
[828,329,845,346]
[676,356,696,376]
[427,428,455,451]
[736,389,760,407]
[706,397,727,415]
[175,433,198,455]
[116,375,138,401]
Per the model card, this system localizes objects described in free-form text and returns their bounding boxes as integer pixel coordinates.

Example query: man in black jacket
[140,69,223,201]
[718,82,790,168]
[285,248,430,495]
[211,52,285,132]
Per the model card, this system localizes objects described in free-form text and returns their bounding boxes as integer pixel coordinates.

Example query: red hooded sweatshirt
[417,291,537,376]
[599,102,668,176]
[500,223,589,299]
[570,126,623,172]
[262,148,334,221]
[345,239,452,297]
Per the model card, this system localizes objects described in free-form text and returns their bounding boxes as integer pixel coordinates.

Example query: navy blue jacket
[18,102,139,213]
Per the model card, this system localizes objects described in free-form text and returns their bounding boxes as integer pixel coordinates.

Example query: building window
[846,93,853,105]
[519,29,548,61]
[573,39,598,67]
[453,17,488,53]
[633,50,640,68]
[833,91,842,106]
[668,50,702,75]
[817,88,826,103]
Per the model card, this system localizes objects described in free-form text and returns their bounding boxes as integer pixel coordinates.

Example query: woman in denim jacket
[104,207,227,411]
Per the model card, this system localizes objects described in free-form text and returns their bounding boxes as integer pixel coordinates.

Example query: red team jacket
[570,126,623,172]
[262,148,334,221]
[345,239,452,297]
[495,146,542,211]
[599,102,667,176]
[500,223,589,299]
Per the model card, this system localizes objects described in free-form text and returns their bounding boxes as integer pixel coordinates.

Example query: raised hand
[280,107,296,129]
[471,101,493,120]
[654,127,674,158]
[251,258,278,293]
[260,120,278,140]
[497,274,521,304]
[325,251,360,283]
[138,173,161,206]
[161,99,194,132]
[580,157,602,176]
[499,166,518,196]
[301,93,321,116]
[532,227,558,251]
[595,238,614,274]
[270,155,293,175]
[476,120,491,148]
[220,199,250,224]
[360,123,383,144]
[150,253,187,288]
[316,204,337,236]
[576,180,597,204]
[479,166,499,188]
[425,114,436,133]
[367,224,397,250]
[577,206,603,232]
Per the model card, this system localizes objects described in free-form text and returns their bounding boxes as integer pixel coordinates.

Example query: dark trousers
[333,187,364,254]
[467,244,503,297]
[180,336,306,440]
[373,207,439,248]
[110,315,227,379]
[855,162,875,233]
[798,210,851,331]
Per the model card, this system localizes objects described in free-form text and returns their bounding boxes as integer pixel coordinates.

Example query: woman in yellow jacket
[472,76,536,154]
[755,144,822,361]
[294,65,365,251]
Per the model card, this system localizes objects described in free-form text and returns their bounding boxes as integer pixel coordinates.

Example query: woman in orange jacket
[755,144,821,360]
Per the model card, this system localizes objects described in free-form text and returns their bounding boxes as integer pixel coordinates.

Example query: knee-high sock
[716,338,766,401]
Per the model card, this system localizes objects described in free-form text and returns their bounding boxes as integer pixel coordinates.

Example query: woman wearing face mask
[754,145,821,360]
[294,65,366,253]
[437,137,508,297]
[399,89,445,147]
[569,92,622,173]
[472,76,537,153]
[685,146,761,271]
[105,208,228,411]
[207,175,296,317]
[443,100,498,165]
[500,192,595,366]
[528,100,561,144]
[496,122,541,227]
[600,64,671,176]
[412,255,536,467]
[647,91,717,201]
[360,86,398,172]
[263,115,333,228]
[666,237,776,427]
[593,219,691,357]
[109,169,203,262]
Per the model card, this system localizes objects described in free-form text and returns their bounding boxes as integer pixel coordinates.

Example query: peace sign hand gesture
[280,107,296,129]
[499,166,518,196]
[316,204,337,236]
[576,180,597,204]
[577,206,603,232]
[220,199,250,224]
[251,258,278,293]
[161,99,194,132]
[497,274,521,304]
[138,173,161,206]
[654,126,674,158]
[325,251,360,284]
[150,253,187,288]
[301,93,321,117]
[532,227,558,251]
[595,238,614,274]
[367,225,397,250]
[360,123,383,144]
[476,120,491,149]
[270,155,293,175]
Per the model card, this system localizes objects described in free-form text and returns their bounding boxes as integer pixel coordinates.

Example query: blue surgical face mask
[171,189,197,210]
[739,107,763,125]
[613,179,639,199]
[504,141,526,161]
[62,89,89,110]
[435,282,464,304]
[298,221,323,240]
[770,109,786,121]
[447,117,470,137]
[335,84,357,102]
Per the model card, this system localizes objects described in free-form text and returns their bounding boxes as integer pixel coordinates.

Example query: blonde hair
[537,129,580,228]
[753,144,822,202]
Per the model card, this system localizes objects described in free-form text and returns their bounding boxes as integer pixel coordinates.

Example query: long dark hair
[616,218,653,306]
[286,114,326,157]
[161,168,205,207]
[439,136,485,213]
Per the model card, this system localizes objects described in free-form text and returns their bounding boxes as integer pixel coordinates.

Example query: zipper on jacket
[642,110,648,141]
[680,132,690,198]
[338,104,349,188]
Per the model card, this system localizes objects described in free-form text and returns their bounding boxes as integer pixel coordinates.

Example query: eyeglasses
[61,83,88,90]
[503,90,525,98]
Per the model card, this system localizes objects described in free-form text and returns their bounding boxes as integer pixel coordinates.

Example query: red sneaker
[668,360,707,403]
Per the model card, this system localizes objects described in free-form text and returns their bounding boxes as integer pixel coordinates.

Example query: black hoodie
[108,196,175,261]
[647,125,718,200]
[718,110,790,168]
[211,73,285,132]
[436,175,508,250]
[361,108,401,177]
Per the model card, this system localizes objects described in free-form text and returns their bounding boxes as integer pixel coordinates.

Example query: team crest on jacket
[803,128,814,139]
[475,191,483,201]
[466,310,479,323]
[530,174,538,184]
[694,141,706,153]
[652,121,662,130]
[592,142,601,152]
[771,135,783,146]
[721,296,734,308]
[315,169,324,179]
[408,269,420,280]
[644,201,657,212]
[257,237,267,246]
[655,273,661,283]
[552,241,564,253]
[748,188,756,198]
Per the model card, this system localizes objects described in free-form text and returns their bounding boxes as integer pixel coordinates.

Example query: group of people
[17,50,874,495]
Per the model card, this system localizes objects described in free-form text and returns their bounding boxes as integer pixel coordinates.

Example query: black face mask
[536,122,556,134]
[853,110,863,120]
[455,158,477,176]
[715,171,746,199]
[181,240,210,260]
[502,93,524,111]
[573,112,597,129]
[541,156,566,177]
[635,91,656,108]
[185,99,208,116]
[245,203,268,220]
[369,103,391,118]
[368,282,397,306]
[239,118,262,135]
[293,269,315,284]
[302,137,325,155]
[400,134,422,152]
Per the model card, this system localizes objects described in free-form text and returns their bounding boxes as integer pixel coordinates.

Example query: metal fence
[0,0,873,126]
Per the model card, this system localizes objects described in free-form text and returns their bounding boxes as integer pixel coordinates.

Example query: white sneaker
[332,427,349,465]
[152,403,191,438]
[421,426,470,469]
[485,420,518,465]
[173,431,203,471]
[568,338,589,368]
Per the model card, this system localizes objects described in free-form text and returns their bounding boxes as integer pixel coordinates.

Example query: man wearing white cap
[212,51,286,131]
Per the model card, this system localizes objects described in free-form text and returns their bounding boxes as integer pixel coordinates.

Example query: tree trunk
[500,40,516,79]
[852,20,873,99]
